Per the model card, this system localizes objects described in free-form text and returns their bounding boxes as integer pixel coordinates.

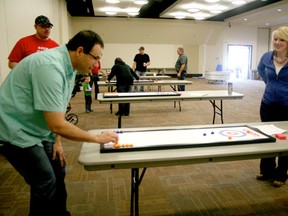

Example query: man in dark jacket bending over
[107,57,139,116]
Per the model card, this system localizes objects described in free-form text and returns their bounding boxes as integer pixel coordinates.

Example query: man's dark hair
[114,57,123,64]
[66,30,104,54]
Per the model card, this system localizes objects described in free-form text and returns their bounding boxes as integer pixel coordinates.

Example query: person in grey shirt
[175,47,188,91]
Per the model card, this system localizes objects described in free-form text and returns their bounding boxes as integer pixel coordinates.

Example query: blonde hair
[273,26,288,42]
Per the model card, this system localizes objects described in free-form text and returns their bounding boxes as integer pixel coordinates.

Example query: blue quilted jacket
[258,51,288,106]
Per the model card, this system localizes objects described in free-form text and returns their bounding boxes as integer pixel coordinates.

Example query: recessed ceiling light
[106,0,120,3]
[101,6,120,14]
[194,17,205,20]
[187,8,200,13]
[232,0,246,5]
[134,0,148,5]
[105,11,117,15]
[128,12,139,16]
[210,10,222,14]
[192,12,209,20]
[125,7,140,16]
[205,0,220,2]
[175,16,186,19]
[172,12,187,19]
[277,9,282,12]
[243,18,247,21]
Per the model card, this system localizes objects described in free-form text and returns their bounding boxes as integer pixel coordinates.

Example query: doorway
[227,45,252,79]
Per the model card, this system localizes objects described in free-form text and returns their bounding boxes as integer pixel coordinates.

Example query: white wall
[0,1,274,84]
[256,28,270,67]
[0,0,70,84]
[70,17,225,45]
[70,17,263,74]
[101,43,180,69]
[0,0,8,84]
[55,0,73,44]
[5,0,58,47]
[70,17,227,73]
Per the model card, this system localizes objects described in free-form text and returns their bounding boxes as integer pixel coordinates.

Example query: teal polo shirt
[0,44,76,148]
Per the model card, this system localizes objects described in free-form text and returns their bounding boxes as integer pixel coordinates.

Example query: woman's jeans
[259,102,288,182]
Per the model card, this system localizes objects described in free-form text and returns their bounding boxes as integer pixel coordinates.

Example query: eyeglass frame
[87,53,100,61]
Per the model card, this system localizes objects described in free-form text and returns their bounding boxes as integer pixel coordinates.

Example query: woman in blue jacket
[257,26,288,187]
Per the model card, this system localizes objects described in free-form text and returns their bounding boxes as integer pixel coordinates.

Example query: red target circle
[219,130,246,137]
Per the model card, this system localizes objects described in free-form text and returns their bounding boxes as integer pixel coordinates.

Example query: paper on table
[253,124,286,135]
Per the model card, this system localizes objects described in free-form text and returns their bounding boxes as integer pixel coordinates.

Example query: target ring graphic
[219,130,246,137]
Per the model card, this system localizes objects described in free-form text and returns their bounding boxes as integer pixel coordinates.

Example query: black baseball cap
[35,15,53,27]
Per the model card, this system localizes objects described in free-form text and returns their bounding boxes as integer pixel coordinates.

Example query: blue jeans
[259,102,288,182]
[177,71,187,91]
[85,95,92,111]
[134,71,146,92]
[2,141,69,216]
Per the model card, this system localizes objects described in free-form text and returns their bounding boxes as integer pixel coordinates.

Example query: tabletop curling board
[100,125,276,153]
[103,92,181,98]
[106,80,154,83]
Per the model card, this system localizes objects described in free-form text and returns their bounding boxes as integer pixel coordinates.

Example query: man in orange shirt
[8,15,58,69]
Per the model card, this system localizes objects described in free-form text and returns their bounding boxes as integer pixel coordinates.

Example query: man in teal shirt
[0,30,118,216]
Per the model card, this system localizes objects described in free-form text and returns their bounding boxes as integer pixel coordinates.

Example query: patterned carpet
[1,78,288,216]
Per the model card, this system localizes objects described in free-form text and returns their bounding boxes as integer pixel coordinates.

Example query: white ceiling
[92,0,143,16]
[226,1,288,28]
[161,0,259,20]
[91,0,288,28]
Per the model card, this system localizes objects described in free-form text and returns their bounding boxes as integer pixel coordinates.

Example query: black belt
[0,141,9,145]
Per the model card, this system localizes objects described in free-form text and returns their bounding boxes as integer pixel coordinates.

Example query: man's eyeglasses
[87,53,100,61]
